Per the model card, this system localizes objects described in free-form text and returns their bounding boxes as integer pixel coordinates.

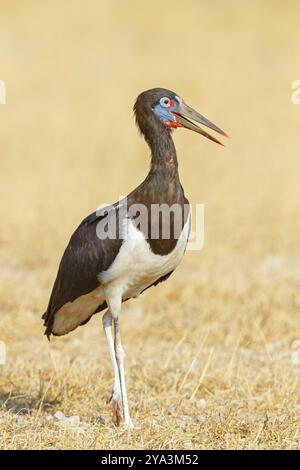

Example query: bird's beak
[172,101,228,146]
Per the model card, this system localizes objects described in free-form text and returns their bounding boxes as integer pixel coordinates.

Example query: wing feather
[42,208,122,337]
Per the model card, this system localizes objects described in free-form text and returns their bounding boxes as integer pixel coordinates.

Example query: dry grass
[1,0,300,449]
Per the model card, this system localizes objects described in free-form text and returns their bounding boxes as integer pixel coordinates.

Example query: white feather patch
[52,215,190,335]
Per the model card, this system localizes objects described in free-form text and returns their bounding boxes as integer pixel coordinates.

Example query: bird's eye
[160,97,171,108]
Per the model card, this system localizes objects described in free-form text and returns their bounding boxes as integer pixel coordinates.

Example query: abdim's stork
[43,88,227,427]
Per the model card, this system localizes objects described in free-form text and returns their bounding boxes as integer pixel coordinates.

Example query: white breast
[98,214,190,299]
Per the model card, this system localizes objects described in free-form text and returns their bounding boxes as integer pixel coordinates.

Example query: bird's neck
[146,126,179,179]
[134,122,185,205]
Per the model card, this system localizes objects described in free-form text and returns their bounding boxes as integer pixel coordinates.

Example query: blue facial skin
[153,101,179,124]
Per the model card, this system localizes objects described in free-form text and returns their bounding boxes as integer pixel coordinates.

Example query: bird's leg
[113,317,134,428]
[102,310,122,426]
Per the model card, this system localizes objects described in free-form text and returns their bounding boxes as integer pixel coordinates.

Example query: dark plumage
[42,87,226,427]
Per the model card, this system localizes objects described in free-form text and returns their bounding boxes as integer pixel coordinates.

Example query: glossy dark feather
[42,209,123,337]
[43,88,192,338]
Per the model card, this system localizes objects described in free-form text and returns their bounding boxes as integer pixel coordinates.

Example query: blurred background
[0,0,300,449]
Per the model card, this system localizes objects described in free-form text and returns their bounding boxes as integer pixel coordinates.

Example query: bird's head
[134,88,227,145]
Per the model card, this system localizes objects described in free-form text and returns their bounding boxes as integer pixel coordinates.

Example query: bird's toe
[111,398,123,427]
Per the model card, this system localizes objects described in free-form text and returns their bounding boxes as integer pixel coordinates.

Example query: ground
[0,0,300,450]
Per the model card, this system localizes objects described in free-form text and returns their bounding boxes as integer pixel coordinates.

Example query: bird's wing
[42,206,123,337]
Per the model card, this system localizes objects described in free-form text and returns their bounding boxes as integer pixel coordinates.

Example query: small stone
[53,411,65,421]
[45,414,54,421]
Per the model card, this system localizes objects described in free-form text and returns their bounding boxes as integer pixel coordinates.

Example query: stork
[42,88,227,427]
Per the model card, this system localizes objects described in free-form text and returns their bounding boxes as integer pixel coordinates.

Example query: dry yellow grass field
[0,0,300,450]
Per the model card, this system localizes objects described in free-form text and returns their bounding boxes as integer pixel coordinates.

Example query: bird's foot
[123,417,134,429]
[108,385,123,427]
[111,397,123,427]
[107,385,133,428]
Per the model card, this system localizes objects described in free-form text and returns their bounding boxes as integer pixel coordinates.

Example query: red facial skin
[165,120,183,128]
